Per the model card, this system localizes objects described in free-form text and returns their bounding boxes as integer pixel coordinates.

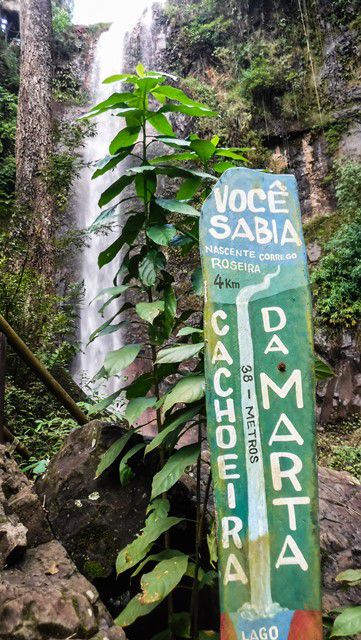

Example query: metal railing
[0,312,89,449]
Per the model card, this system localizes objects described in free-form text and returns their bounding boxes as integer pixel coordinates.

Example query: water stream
[72,0,163,393]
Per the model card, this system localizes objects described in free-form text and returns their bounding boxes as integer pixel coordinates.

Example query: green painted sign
[200,168,322,640]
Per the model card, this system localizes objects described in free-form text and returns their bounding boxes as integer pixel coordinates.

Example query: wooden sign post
[200,168,322,640]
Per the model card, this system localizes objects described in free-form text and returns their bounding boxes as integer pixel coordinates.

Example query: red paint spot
[288,610,323,640]
[220,613,237,640]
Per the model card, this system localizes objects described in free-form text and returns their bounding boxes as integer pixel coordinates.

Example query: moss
[83,560,108,579]
[318,415,361,480]
[324,120,350,156]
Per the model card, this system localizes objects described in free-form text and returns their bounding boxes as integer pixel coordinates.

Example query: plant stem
[190,420,202,640]
[142,111,174,637]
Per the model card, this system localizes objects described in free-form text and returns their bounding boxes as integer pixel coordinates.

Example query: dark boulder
[0,445,127,640]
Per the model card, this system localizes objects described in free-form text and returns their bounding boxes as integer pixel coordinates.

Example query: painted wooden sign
[200,168,322,640]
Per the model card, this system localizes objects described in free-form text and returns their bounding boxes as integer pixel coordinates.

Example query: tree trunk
[15,0,54,279]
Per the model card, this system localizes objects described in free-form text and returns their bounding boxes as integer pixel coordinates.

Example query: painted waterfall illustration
[236,266,282,619]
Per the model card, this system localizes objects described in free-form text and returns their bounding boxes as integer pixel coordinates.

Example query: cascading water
[72,0,164,393]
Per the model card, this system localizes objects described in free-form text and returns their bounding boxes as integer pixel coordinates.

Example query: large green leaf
[331,606,361,637]
[124,396,156,426]
[191,266,203,295]
[139,250,166,287]
[136,301,164,323]
[88,312,123,344]
[125,371,154,399]
[109,126,141,155]
[176,176,201,200]
[104,344,142,377]
[119,442,145,485]
[131,549,184,578]
[215,148,248,161]
[92,150,130,180]
[98,174,135,207]
[156,342,204,364]
[156,198,199,217]
[190,139,216,164]
[95,431,135,478]
[98,212,144,268]
[146,224,177,246]
[91,284,129,304]
[177,327,203,337]
[116,498,182,574]
[155,136,191,148]
[103,73,140,84]
[153,85,206,106]
[144,405,200,456]
[151,443,200,499]
[315,356,334,380]
[88,91,136,111]
[88,388,122,415]
[160,103,217,117]
[140,554,189,604]
[163,375,205,414]
[147,111,174,136]
[88,203,119,231]
[114,594,158,627]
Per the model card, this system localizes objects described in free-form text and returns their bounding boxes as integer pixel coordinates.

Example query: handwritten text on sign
[200,168,322,640]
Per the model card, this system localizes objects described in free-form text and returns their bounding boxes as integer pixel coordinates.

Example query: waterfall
[72,0,164,393]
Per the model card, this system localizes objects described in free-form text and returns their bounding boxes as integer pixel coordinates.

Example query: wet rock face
[0,445,127,640]
[316,331,361,423]
[36,421,155,581]
[319,467,361,610]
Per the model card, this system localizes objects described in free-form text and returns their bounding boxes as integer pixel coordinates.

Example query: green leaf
[88,313,122,344]
[114,594,158,627]
[190,139,216,164]
[163,375,205,414]
[139,250,166,287]
[131,549,184,578]
[136,301,164,323]
[95,431,135,478]
[109,126,140,155]
[98,212,144,268]
[144,406,200,456]
[156,342,204,364]
[89,91,136,110]
[91,284,129,305]
[336,569,361,585]
[331,606,361,637]
[125,371,154,399]
[191,266,203,295]
[176,176,201,201]
[92,149,130,179]
[116,503,182,574]
[147,224,177,245]
[177,327,203,337]
[315,356,335,380]
[140,554,189,604]
[171,612,191,638]
[156,198,199,217]
[147,111,174,136]
[98,174,135,207]
[88,388,122,415]
[151,631,172,640]
[215,148,248,161]
[151,443,200,499]
[161,103,217,118]
[136,63,145,77]
[119,442,145,485]
[155,136,191,149]
[103,73,140,84]
[124,396,156,426]
[207,519,218,568]
[88,203,119,231]
[151,151,197,165]
[213,161,235,174]
[104,344,142,377]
